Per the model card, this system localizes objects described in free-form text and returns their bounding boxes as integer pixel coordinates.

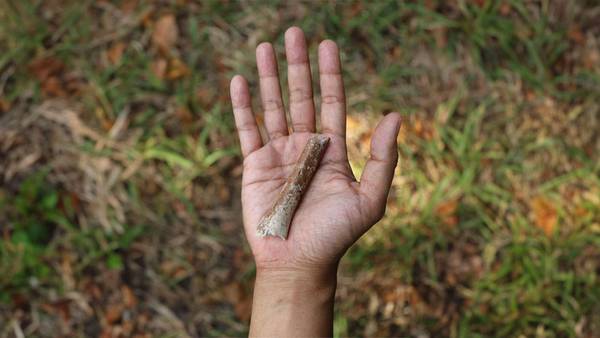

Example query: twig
[256,135,330,239]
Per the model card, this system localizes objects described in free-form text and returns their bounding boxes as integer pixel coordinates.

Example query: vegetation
[0,1,598,337]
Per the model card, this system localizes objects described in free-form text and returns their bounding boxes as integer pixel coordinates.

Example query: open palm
[230,27,401,271]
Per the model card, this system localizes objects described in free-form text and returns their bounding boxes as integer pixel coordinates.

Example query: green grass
[342,97,599,336]
[1,0,599,337]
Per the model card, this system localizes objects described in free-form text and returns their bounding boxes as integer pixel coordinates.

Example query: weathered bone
[256,135,330,239]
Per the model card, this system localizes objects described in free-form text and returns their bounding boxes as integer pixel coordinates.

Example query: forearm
[249,265,338,337]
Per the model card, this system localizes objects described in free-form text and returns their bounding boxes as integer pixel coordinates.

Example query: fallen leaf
[42,76,68,97]
[107,42,127,65]
[166,57,189,79]
[412,116,435,140]
[120,0,138,13]
[11,293,28,310]
[41,299,71,322]
[232,248,248,270]
[0,97,10,112]
[436,199,459,227]
[160,260,188,279]
[346,115,360,133]
[105,303,124,324]
[220,221,237,234]
[29,57,68,97]
[121,285,137,308]
[175,105,193,125]
[151,58,168,79]
[583,48,599,70]
[196,86,214,107]
[432,27,447,48]
[223,282,252,322]
[567,25,585,45]
[531,196,557,236]
[152,14,178,53]
[99,329,111,338]
[29,57,64,82]
[499,3,511,15]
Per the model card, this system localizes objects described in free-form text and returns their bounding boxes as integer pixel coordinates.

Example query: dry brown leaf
[499,3,511,15]
[432,27,447,49]
[105,303,124,324]
[567,25,585,45]
[120,0,138,13]
[29,57,64,82]
[232,248,249,270]
[152,14,178,53]
[436,199,459,227]
[583,48,600,70]
[121,285,137,308]
[235,298,252,323]
[0,97,11,112]
[107,42,127,65]
[531,196,557,236]
[412,117,435,140]
[42,76,68,97]
[41,299,71,322]
[223,282,252,322]
[160,260,188,279]
[196,86,214,107]
[151,58,168,79]
[175,106,193,125]
[28,57,68,97]
[166,58,190,80]
[99,329,113,338]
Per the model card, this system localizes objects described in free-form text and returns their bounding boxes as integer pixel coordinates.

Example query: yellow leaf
[531,196,557,236]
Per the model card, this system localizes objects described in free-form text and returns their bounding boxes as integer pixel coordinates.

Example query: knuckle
[293,123,313,132]
[263,98,283,111]
[236,122,256,132]
[289,88,313,104]
[321,94,345,105]
[269,130,287,138]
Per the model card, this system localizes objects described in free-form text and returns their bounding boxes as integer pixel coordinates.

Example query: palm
[230,27,401,270]
[242,132,361,266]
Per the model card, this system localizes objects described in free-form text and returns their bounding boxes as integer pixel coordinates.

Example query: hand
[230,27,401,274]
[230,26,401,337]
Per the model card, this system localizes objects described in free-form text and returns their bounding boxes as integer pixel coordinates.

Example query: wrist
[254,263,338,298]
[250,264,338,337]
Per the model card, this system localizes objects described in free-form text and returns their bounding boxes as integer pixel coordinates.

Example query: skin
[230,26,401,337]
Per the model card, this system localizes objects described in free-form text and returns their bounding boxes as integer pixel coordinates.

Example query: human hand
[230,27,401,276]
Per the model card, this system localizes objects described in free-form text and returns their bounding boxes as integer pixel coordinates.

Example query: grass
[1,0,599,337]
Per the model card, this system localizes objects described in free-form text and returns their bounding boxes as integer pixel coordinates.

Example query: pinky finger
[230,75,263,157]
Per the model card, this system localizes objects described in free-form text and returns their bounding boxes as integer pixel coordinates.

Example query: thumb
[358,112,401,224]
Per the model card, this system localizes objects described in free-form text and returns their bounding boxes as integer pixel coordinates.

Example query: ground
[0,1,599,337]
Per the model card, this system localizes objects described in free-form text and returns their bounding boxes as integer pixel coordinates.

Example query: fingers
[318,40,346,138]
[359,113,402,221]
[256,42,288,139]
[285,27,315,133]
[230,75,263,158]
